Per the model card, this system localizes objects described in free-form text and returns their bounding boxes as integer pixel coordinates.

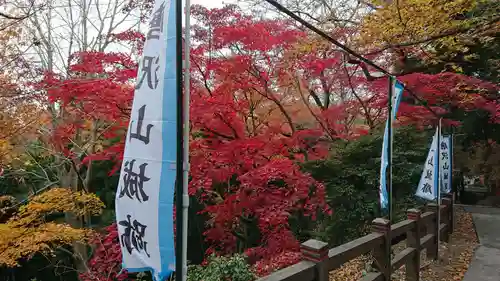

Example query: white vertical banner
[115,0,177,280]
[440,136,452,193]
[416,128,439,201]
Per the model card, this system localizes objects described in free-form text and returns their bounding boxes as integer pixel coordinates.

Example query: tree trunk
[59,162,88,273]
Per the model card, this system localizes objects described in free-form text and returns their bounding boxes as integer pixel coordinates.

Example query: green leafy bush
[187,254,256,281]
[301,126,430,245]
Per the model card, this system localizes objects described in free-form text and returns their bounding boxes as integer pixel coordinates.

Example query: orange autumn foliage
[0,188,104,267]
[0,76,46,166]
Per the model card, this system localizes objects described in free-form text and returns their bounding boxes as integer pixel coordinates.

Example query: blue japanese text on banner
[440,136,452,193]
[115,0,177,280]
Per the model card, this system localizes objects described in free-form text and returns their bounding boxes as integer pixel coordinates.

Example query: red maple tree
[35,4,500,280]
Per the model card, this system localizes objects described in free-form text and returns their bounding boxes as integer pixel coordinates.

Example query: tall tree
[8,0,145,275]
[359,0,499,73]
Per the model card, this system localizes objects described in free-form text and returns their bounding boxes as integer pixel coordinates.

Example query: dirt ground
[329,207,478,281]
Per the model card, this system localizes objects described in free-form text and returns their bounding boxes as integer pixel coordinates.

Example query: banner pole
[386,76,394,278]
[436,118,442,260]
[387,76,393,224]
[175,0,185,279]
[451,129,454,201]
[181,0,191,280]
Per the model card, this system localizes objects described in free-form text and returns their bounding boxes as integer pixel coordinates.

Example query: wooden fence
[257,194,455,281]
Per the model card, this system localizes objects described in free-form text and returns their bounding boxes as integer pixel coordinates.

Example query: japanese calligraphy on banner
[440,136,452,193]
[379,79,404,210]
[416,128,439,201]
[115,0,176,280]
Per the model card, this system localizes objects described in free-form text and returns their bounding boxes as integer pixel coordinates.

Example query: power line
[263,0,441,119]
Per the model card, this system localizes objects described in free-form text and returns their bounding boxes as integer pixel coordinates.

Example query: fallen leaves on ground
[399,207,478,281]
[329,207,478,281]
[329,255,372,281]
[419,207,478,281]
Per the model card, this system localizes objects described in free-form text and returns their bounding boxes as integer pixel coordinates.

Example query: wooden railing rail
[257,195,454,281]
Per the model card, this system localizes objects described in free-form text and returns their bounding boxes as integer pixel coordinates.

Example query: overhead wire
[4,0,443,119]
[263,0,441,119]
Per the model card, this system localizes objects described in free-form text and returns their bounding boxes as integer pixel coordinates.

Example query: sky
[9,0,243,74]
[191,0,236,8]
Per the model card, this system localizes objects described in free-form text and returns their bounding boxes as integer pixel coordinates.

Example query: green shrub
[187,254,256,281]
[300,126,429,245]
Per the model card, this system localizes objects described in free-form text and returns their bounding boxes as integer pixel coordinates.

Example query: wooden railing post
[406,209,421,281]
[442,193,454,233]
[426,203,438,260]
[371,218,391,280]
[441,196,452,242]
[301,239,329,281]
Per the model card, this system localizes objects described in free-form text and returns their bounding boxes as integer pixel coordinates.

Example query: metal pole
[387,76,394,224]
[451,130,455,200]
[387,76,394,277]
[175,0,184,279]
[181,0,191,280]
[436,118,442,260]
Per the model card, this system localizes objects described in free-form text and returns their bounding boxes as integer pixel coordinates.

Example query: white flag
[115,0,177,280]
[416,128,439,201]
[440,136,452,193]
